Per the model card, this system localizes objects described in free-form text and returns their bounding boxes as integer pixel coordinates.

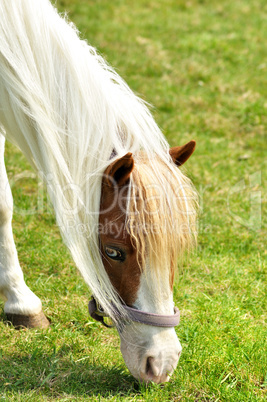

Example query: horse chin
[118,324,182,384]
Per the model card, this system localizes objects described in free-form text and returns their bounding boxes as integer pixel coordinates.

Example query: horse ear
[169,140,196,166]
[104,152,134,186]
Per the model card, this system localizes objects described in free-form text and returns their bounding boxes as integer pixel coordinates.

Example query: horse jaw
[118,268,182,384]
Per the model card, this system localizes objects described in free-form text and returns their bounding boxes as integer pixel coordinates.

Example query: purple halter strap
[88,296,180,328]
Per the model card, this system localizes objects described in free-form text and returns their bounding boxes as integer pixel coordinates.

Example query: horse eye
[105,246,125,261]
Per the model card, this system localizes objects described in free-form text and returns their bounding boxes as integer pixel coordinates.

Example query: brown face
[99,180,141,306]
[99,141,196,307]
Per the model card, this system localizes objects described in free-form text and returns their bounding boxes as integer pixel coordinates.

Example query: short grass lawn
[0,0,266,400]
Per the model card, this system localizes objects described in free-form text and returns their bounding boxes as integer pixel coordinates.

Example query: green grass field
[0,0,266,400]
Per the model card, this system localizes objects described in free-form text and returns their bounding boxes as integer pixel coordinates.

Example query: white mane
[0,0,196,321]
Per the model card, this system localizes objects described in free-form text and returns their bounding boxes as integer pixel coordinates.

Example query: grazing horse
[0,0,197,383]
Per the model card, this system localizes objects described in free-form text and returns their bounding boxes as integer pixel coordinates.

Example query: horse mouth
[119,328,182,384]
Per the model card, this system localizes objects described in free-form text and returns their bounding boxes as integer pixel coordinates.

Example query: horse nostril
[145,356,159,378]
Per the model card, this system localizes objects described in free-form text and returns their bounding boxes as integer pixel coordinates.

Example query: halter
[88,296,180,328]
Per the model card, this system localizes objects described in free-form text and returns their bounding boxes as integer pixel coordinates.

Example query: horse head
[97,140,196,383]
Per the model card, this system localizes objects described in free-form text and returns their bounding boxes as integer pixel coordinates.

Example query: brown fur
[99,179,141,305]
[99,142,196,306]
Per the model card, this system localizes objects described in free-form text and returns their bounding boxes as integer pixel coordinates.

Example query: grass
[0,0,266,400]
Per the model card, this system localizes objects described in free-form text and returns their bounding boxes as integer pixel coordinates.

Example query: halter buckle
[88,296,114,328]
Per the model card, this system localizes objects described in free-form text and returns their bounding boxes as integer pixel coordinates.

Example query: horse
[0,0,197,383]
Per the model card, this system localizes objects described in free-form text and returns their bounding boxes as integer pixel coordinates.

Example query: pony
[0,0,197,383]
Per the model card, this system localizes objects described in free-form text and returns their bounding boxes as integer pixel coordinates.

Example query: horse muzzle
[120,323,182,383]
[88,296,182,383]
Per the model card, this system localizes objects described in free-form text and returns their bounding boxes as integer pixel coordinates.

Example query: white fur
[0,135,42,315]
[119,265,182,382]
[120,324,182,383]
